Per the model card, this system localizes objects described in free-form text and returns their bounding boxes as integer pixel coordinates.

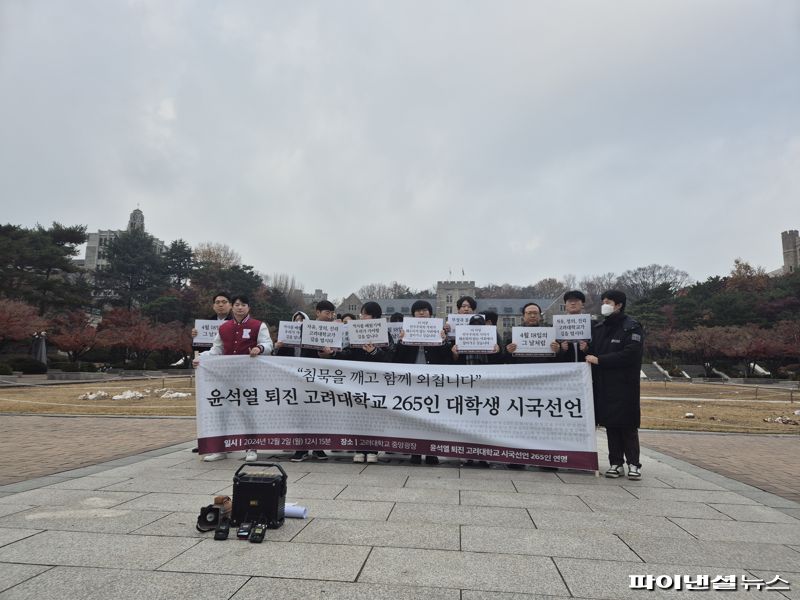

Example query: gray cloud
[1,0,798,300]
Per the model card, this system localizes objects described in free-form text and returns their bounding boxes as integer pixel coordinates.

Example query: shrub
[60,363,80,372]
[5,356,47,374]
[0,363,13,376]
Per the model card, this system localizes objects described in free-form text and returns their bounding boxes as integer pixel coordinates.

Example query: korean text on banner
[348,319,389,348]
[193,320,222,345]
[552,314,592,341]
[196,356,598,471]
[277,322,303,347]
[455,325,497,353]
[511,326,556,356]
[301,321,344,350]
[401,317,444,346]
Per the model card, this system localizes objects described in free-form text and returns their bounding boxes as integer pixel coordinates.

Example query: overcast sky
[1,1,798,301]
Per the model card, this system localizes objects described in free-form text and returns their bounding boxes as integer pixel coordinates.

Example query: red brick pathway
[639,430,800,502]
[0,415,196,486]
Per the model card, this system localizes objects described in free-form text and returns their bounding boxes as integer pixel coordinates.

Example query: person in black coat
[585,290,644,480]
[346,301,393,463]
[393,300,449,465]
[554,290,589,363]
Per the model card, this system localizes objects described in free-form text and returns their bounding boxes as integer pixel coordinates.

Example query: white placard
[348,319,389,347]
[512,326,556,356]
[277,322,303,347]
[195,356,598,471]
[193,319,222,345]
[301,321,344,350]
[387,322,404,344]
[552,314,592,341]
[454,325,497,354]
[401,317,444,346]
[446,314,474,338]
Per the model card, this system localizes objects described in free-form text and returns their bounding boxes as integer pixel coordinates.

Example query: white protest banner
[455,325,497,354]
[387,322,403,344]
[512,326,556,356]
[348,319,389,348]
[196,356,598,471]
[401,317,444,346]
[446,314,474,338]
[277,322,303,347]
[301,321,344,350]
[193,319,222,345]
[553,314,592,341]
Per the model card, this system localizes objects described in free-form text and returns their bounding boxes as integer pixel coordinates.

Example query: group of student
[193,288,645,480]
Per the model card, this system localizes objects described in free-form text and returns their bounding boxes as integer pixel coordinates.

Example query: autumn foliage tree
[0,299,48,349]
[48,310,97,362]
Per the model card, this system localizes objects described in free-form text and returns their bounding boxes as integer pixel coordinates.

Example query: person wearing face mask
[585,290,644,480]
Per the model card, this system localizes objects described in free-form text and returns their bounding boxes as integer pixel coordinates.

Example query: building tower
[782,230,800,274]
[128,208,145,232]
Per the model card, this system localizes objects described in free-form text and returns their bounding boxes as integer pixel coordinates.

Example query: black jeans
[606,427,640,468]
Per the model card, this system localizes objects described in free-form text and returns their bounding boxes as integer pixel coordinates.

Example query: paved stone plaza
[0,433,798,599]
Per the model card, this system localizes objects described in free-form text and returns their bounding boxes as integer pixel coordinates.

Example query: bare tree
[579,272,620,311]
[617,264,691,300]
[530,277,566,299]
[357,281,415,299]
[194,242,241,268]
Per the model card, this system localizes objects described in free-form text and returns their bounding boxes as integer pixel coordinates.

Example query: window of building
[503,306,513,313]
[387,306,395,313]
[401,306,409,313]
[503,317,514,328]
[446,306,452,314]
[488,306,497,312]
[446,294,453,303]
[349,304,357,311]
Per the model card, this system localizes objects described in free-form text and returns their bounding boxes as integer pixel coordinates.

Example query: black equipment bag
[231,462,287,529]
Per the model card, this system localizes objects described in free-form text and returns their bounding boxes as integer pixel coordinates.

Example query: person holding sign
[444,295,477,336]
[348,301,392,463]
[505,303,554,365]
[273,311,309,357]
[394,300,449,465]
[194,294,273,463]
[451,315,502,365]
[190,291,233,456]
[554,290,590,363]
[191,291,233,353]
[585,290,645,480]
[290,300,341,462]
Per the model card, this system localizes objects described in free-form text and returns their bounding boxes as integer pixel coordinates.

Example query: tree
[726,258,769,292]
[357,281,418,299]
[49,310,97,362]
[578,272,620,309]
[194,242,241,268]
[191,263,263,300]
[530,278,566,299]
[163,239,194,290]
[97,229,168,309]
[617,264,691,301]
[0,222,88,314]
[0,299,48,348]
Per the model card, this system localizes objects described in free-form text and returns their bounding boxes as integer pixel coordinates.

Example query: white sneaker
[202,453,226,462]
[245,450,258,462]
[604,464,623,478]
[627,465,641,480]
[353,453,365,463]
[365,453,378,463]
